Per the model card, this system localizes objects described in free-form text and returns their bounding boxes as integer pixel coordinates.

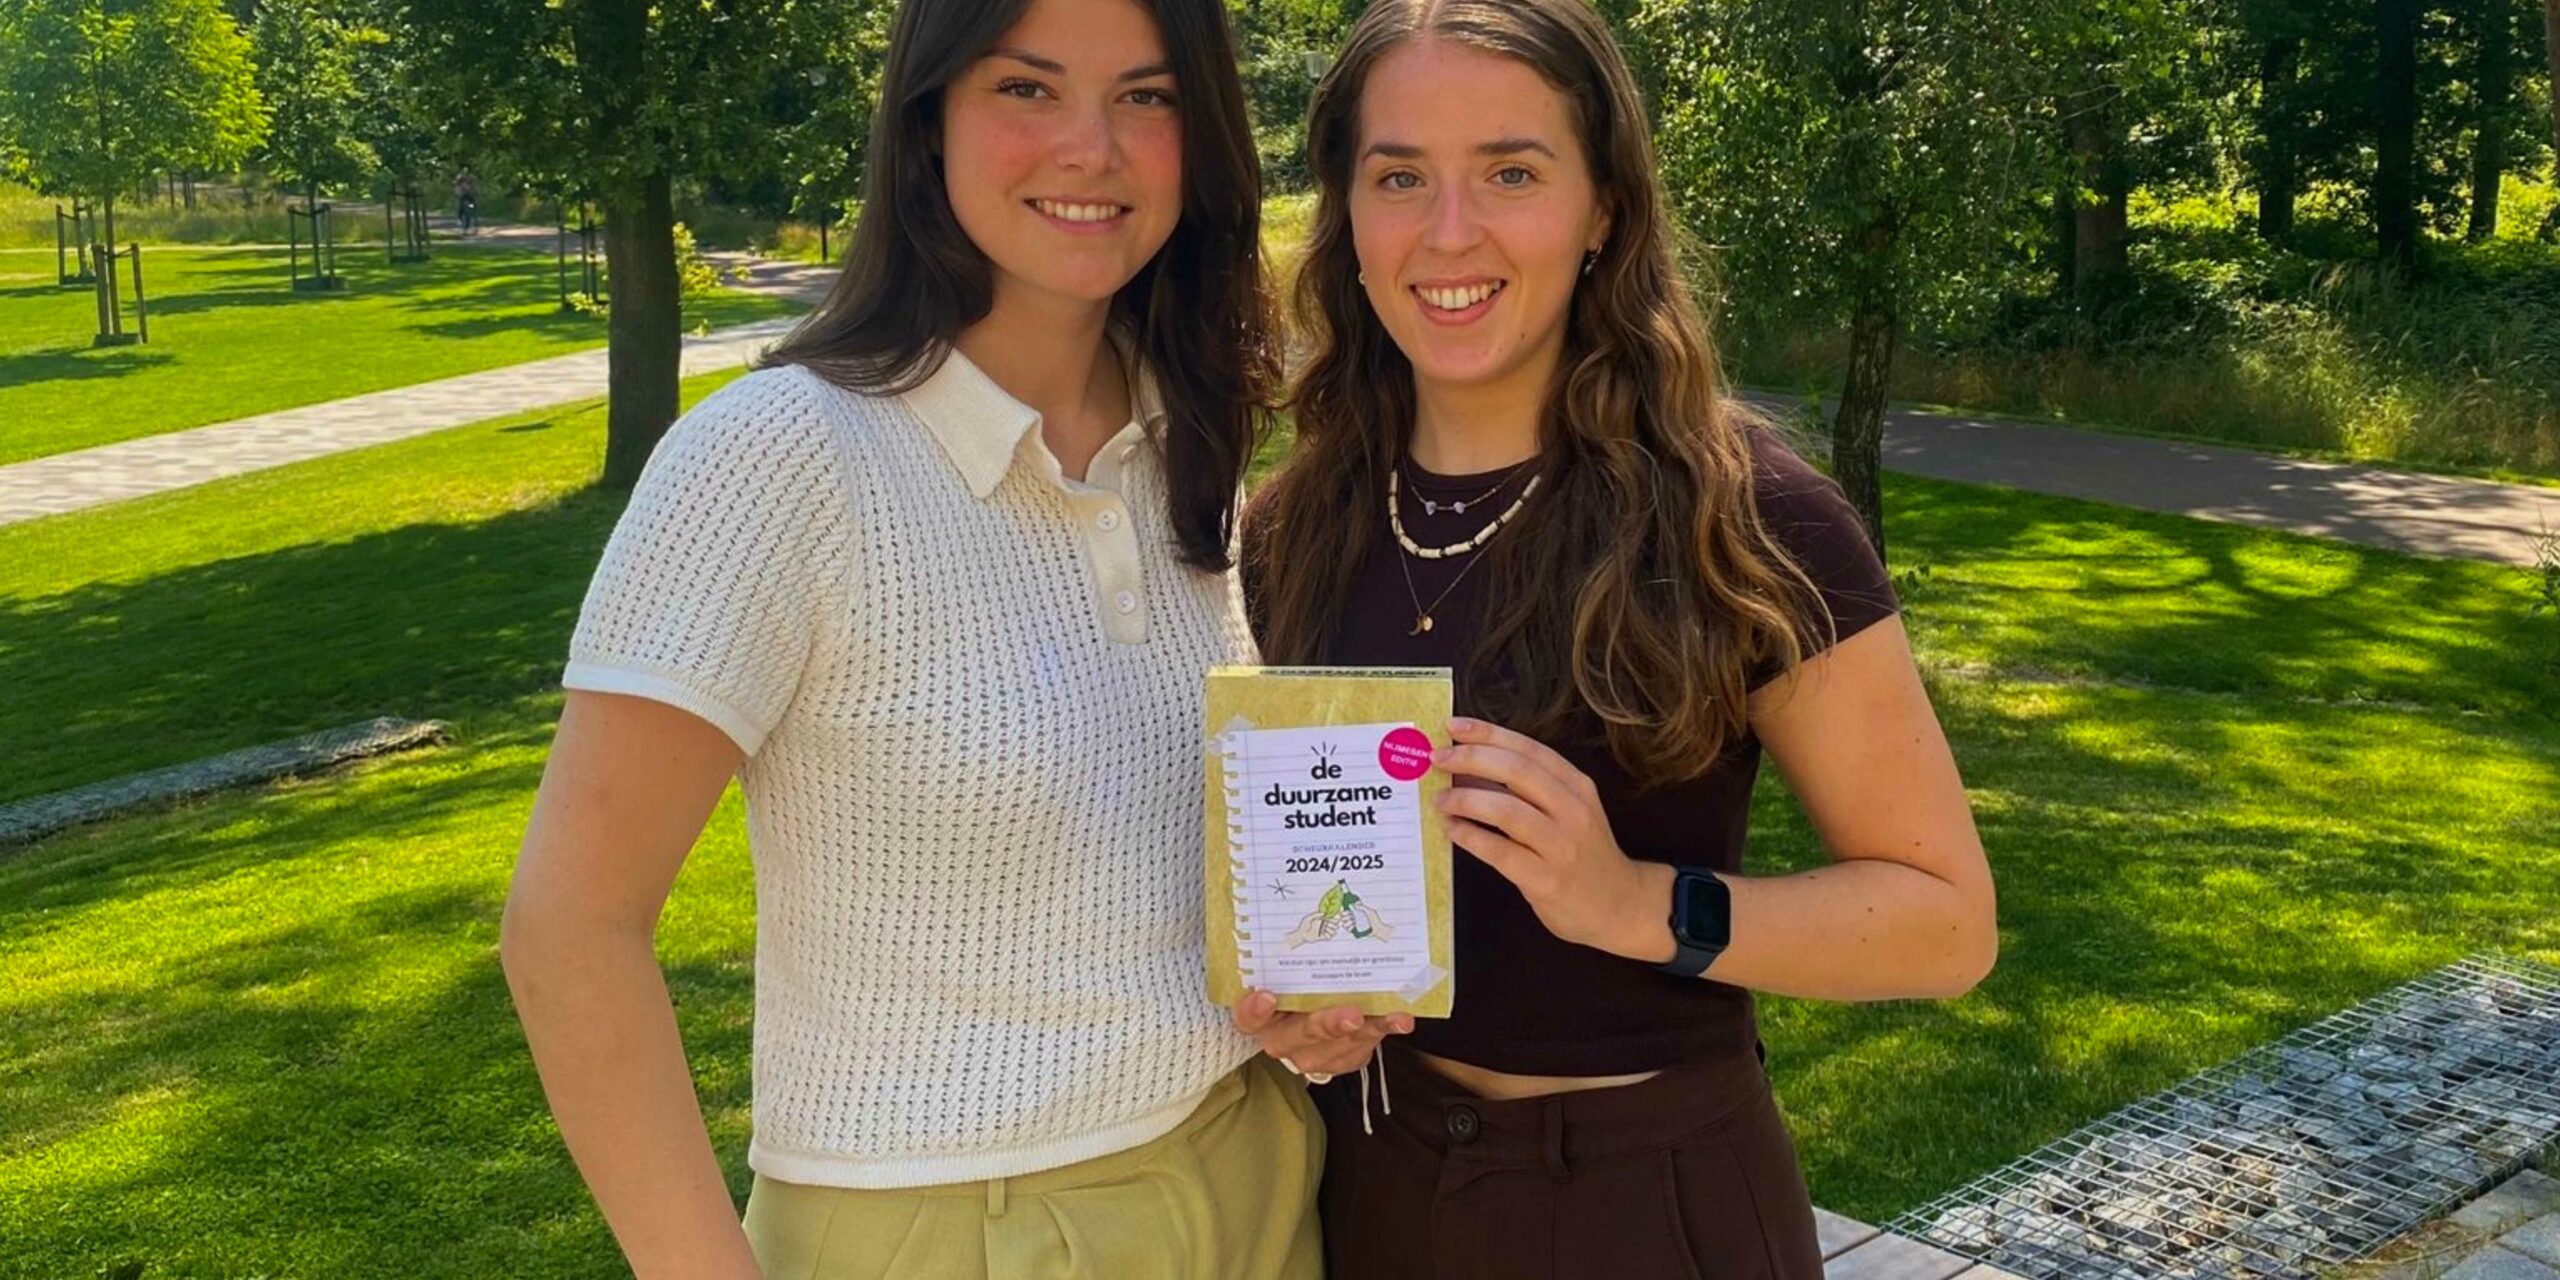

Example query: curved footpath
[0,232,834,527]
[0,232,2549,565]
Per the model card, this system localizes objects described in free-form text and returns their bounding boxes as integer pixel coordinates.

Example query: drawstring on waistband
[1357,1052,1394,1135]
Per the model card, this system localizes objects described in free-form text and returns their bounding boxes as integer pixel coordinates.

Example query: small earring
[1581,251,1597,277]
[1358,270,1368,285]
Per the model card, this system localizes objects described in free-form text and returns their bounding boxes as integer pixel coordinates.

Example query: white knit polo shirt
[562,349,1259,1188]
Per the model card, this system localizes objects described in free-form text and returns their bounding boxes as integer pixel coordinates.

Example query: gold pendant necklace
[1387,464,1543,634]
[1395,536,1496,635]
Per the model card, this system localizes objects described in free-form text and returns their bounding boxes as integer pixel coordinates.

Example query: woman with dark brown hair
[502,0,1325,1275]
[1237,2,2000,1276]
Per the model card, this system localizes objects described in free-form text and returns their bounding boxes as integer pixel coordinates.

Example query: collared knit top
[562,349,1258,1189]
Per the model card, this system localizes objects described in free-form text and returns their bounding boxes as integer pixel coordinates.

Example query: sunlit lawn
[0,247,795,466]
[0,381,2555,1274]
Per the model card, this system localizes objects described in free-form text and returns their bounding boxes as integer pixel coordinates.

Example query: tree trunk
[2068,111,2132,305]
[1831,218,1898,557]
[2259,38,2302,242]
[2469,0,2513,241]
[2054,179,2079,300]
[2545,0,2560,172]
[2468,133,2506,241]
[2376,0,2421,270]
[599,169,683,489]
[95,195,121,339]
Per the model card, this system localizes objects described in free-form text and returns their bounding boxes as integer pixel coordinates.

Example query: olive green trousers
[742,1055,1323,1280]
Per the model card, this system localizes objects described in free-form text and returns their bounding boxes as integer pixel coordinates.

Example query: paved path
[1747,396,2560,568]
[5,256,2554,560]
[0,315,804,525]
[1816,1206,2022,1279]
[0,225,837,527]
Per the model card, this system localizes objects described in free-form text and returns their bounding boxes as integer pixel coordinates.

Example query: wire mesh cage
[1888,955,2560,1279]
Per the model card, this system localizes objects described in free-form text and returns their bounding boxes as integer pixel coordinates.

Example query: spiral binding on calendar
[1221,727,1261,989]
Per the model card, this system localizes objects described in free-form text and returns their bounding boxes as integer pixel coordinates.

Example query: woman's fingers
[1235,995,1412,1062]
[1450,717,1592,799]
[1230,989,1282,1036]
[1439,782,1567,859]
[1234,994,1361,1044]
[1285,1018,1409,1076]
[1444,815,1545,891]
[1436,742,1577,821]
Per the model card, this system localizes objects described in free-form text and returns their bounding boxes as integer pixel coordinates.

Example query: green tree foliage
[393,0,859,484]
[0,0,264,217]
[342,0,440,196]
[1226,0,1358,190]
[2043,0,2225,309]
[2452,0,2552,238]
[2235,0,2373,242]
[0,0,262,336]
[2231,0,2551,262]
[2546,0,2559,167]
[1635,0,2064,549]
[250,0,375,208]
[775,1,891,244]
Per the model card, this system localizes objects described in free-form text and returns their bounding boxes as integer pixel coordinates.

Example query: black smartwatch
[1658,866,1732,978]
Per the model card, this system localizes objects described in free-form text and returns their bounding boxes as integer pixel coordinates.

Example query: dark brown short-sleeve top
[1243,429,1898,1076]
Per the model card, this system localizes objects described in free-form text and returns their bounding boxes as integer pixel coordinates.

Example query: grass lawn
[1,392,2556,1275]
[0,247,797,467]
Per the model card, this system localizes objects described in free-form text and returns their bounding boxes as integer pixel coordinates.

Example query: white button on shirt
[907,346,1169,645]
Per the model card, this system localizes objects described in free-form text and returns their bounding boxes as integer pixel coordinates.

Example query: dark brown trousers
[1309,1041,1825,1280]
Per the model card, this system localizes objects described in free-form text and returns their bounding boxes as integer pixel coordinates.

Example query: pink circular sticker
[1378,726,1434,782]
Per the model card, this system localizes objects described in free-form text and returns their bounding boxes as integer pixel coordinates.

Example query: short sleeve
[1747,429,1899,688]
[563,370,853,756]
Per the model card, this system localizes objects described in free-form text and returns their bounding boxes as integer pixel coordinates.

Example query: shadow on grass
[1888,475,2560,722]
[133,250,568,322]
[0,280,86,301]
[0,488,624,808]
[1750,677,2560,1220]
[135,275,368,318]
[0,456,2554,1267]
[0,861,756,1278]
[406,310,605,342]
[0,714,550,933]
[0,345,176,386]
[4,644,2551,1269]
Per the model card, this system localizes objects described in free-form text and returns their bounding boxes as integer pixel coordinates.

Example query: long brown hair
[1248,0,1828,786]
[760,0,1276,572]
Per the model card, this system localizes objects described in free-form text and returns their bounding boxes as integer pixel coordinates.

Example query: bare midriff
[1411,1049,1660,1101]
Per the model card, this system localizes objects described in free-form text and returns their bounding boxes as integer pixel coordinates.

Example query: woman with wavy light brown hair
[1233,2,2000,1276]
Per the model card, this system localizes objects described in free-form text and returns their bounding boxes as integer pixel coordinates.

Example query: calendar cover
[1204,666,1455,1017]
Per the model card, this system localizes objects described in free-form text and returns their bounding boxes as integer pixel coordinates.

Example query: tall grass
[1731,179,2560,480]
[0,182,414,250]
[671,195,854,263]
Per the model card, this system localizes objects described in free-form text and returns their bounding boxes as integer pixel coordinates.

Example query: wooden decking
[1819,1207,2025,1279]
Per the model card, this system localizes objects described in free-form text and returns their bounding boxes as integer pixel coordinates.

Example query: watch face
[1679,872,1732,949]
